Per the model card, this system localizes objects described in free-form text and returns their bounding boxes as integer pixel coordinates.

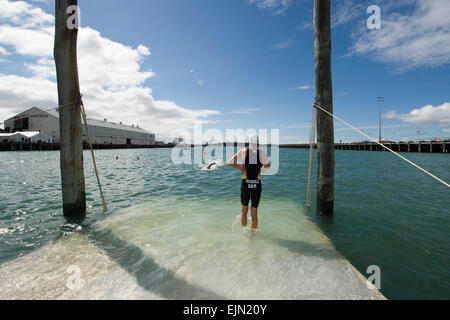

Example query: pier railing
[2,141,448,153]
[280,141,449,153]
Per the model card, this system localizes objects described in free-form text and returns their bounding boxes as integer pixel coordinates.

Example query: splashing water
[231,214,241,233]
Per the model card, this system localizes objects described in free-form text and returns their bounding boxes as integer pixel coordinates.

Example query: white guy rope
[313,103,449,189]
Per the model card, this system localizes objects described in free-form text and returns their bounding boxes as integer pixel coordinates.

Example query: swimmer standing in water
[227,136,270,231]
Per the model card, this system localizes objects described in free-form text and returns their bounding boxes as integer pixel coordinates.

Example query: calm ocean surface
[0,148,448,299]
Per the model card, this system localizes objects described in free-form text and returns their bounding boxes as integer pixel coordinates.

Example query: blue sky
[0,0,449,143]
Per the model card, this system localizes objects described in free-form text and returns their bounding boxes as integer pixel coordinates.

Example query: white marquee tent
[0,131,54,143]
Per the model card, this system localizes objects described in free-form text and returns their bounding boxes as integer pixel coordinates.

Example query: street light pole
[377,96,384,142]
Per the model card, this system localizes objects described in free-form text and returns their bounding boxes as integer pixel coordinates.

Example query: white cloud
[0,0,220,135]
[271,39,295,49]
[0,25,53,57]
[348,0,450,71]
[196,78,205,86]
[332,1,369,28]
[0,73,57,115]
[0,0,54,27]
[382,110,398,120]
[0,46,10,55]
[189,69,205,87]
[247,0,293,15]
[25,58,54,78]
[297,0,380,30]
[295,21,312,31]
[77,27,156,90]
[298,85,313,90]
[230,108,261,115]
[383,102,450,123]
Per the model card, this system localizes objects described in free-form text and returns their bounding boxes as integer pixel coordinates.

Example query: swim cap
[249,135,259,145]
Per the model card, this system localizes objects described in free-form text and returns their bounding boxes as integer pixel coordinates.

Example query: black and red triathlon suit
[241,148,263,208]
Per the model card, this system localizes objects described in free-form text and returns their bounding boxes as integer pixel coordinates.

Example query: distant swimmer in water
[227,135,270,231]
[116,156,119,160]
[206,162,216,170]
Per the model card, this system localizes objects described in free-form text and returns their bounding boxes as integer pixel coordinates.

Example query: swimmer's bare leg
[251,207,258,231]
[241,206,248,227]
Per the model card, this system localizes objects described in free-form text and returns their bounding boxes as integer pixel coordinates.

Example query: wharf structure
[280,141,450,153]
[3,107,156,146]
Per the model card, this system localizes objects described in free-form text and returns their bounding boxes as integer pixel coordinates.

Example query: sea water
[0,148,448,299]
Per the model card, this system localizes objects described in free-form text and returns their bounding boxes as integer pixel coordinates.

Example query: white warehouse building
[3,107,156,145]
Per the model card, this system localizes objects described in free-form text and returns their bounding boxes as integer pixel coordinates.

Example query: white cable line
[80,96,108,212]
[306,107,316,208]
[2,96,109,210]
[313,103,450,189]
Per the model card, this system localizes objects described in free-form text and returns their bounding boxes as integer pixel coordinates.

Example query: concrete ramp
[0,200,385,300]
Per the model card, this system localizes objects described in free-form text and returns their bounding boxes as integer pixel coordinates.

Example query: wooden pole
[314,0,335,215]
[54,0,86,220]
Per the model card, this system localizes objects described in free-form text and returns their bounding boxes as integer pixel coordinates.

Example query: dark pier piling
[280,141,450,153]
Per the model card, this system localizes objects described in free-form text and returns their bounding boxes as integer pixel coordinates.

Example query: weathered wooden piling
[54,0,86,220]
[314,0,335,216]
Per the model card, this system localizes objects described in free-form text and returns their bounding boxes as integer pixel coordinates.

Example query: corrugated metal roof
[4,107,45,123]
[44,108,153,134]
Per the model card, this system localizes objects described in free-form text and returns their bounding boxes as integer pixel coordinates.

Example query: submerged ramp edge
[0,201,385,300]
